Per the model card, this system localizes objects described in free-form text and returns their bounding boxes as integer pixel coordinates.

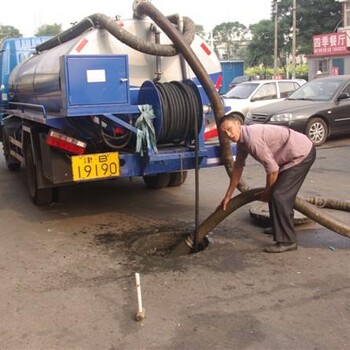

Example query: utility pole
[292,0,297,79]
[273,0,281,78]
[209,28,214,50]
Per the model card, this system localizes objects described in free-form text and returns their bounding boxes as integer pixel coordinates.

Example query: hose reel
[138,80,203,145]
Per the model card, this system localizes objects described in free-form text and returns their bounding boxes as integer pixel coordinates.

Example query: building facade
[307,0,350,80]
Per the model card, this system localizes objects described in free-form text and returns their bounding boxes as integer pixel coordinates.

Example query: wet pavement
[0,137,349,349]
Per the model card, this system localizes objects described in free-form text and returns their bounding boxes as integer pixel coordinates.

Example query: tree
[35,23,62,36]
[245,20,274,68]
[244,0,342,74]
[0,25,22,44]
[195,24,206,40]
[276,0,342,54]
[212,21,249,59]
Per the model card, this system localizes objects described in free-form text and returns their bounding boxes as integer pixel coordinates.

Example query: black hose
[36,13,195,56]
[95,116,133,150]
[36,18,95,53]
[130,2,350,251]
[155,82,200,144]
[34,2,350,249]
[34,2,230,178]
[100,129,132,150]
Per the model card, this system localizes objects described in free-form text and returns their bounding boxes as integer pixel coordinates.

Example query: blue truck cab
[0,36,51,120]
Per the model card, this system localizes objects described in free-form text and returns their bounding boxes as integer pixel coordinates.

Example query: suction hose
[171,190,350,256]
[35,2,237,184]
[171,188,264,256]
[36,13,195,56]
[133,1,240,181]
[36,2,349,252]
[133,0,350,252]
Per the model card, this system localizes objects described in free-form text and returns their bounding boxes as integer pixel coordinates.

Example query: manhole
[130,230,209,257]
[249,203,312,226]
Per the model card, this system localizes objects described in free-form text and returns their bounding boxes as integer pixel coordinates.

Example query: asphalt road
[0,136,349,350]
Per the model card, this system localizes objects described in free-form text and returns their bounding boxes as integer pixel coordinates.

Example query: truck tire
[2,124,21,171]
[168,171,188,187]
[143,173,171,189]
[24,143,53,206]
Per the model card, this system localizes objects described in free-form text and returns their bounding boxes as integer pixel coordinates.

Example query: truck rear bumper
[40,140,237,185]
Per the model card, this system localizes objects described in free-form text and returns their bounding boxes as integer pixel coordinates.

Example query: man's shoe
[264,242,298,253]
[263,227,273,235]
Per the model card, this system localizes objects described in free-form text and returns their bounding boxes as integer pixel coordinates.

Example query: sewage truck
[0,1,234,205]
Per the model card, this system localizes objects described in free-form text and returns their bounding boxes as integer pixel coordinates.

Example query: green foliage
[0,25,21,44]
[195,24,206,39]
[35,23,62,36]
[212,21,249,59]
[293,63,309,79]
[245,63,308,80]
[244,20,274,67]
[278,0,342,54]
[238,0,341,73]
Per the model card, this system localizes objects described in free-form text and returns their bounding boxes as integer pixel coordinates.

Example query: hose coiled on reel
[155,81,201,144]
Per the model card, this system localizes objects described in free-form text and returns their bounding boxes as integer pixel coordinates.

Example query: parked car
[221,79,306,124]
[228,75,252,90]
[245,75,350,146]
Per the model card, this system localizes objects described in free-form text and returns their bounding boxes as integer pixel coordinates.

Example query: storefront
[307,31,350,80]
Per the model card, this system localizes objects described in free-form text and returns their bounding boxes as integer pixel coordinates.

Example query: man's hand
[260,189,272,202]
[255,188,272,202]
[255,172,278,202]
[219,196,231,211]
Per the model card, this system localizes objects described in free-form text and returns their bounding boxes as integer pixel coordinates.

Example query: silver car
[245,75,350,146]
[221,79,306,124]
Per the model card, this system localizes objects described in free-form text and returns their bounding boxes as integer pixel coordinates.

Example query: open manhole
[130,229,209,257]
[249,203,312,226]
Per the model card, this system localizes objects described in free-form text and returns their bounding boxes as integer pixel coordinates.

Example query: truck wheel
[168,171,188,187]
[305,117,328,146]
[2,126,21,171]
[24,143,53,206]
[143,173,171,189]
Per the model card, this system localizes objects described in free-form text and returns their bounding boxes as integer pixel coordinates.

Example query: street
[0,137,349,350]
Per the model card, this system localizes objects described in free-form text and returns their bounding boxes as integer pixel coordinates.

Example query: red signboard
[313,32,348,56]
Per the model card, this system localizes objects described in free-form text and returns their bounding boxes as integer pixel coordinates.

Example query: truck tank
[0,36,51,111]
[1,1,233,207]
[8,18,221,113]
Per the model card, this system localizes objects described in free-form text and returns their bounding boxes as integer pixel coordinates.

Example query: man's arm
[220,164,244,211]
[260,171,278,202]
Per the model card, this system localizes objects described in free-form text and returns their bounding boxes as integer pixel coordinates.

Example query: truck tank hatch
[60,54,136,116]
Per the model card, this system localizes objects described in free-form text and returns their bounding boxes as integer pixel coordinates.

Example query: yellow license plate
[72,152,120,181]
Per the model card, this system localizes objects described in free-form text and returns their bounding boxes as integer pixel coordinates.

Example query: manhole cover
[249,203,312,226]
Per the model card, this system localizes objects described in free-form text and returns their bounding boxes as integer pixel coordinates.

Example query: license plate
[71,152,120,181]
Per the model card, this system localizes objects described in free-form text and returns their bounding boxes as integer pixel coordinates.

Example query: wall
[219,60,244,94]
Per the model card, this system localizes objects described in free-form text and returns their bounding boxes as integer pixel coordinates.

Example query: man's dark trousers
[269,146,316,244]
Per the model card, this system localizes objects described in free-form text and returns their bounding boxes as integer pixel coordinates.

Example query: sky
[0,0,273,37]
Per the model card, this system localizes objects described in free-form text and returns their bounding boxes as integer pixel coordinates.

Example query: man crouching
[218,113,316,253]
